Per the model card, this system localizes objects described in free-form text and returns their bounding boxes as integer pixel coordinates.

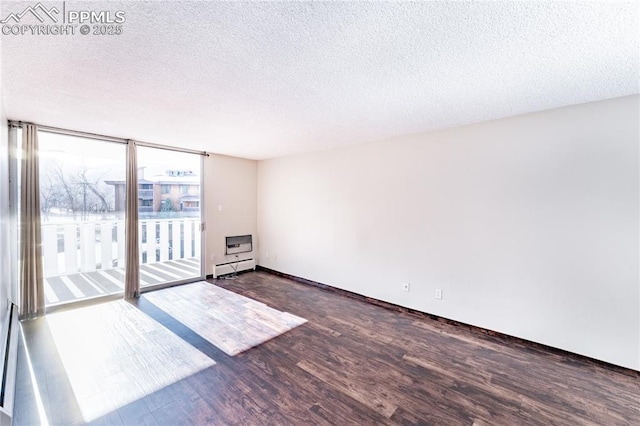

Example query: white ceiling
[1,1,638,160]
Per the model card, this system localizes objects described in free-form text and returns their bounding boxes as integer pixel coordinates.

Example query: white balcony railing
[41,218,201,278]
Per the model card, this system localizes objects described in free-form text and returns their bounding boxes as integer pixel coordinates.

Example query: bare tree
[40,161,114,221]
[77,167,111,219]
[48,161,80,220]
[39,171,64,221]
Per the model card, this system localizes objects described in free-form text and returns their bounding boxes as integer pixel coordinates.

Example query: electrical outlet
[402,283,410,292]
[265,252,270,259]
[435,289,443,299]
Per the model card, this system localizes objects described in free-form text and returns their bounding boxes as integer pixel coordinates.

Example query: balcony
[41,218,202,306]
[139,189,154,199]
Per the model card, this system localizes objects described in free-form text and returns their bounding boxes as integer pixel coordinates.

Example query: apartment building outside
[106,168,200,218]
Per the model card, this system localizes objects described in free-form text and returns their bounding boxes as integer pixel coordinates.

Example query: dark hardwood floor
[14,271,640,425]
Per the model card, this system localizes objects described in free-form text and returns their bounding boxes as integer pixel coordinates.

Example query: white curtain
[19,124,44,318]
[124,140,139,298]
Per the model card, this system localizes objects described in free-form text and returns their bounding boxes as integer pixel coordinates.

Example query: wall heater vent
[213,259,256,278]
[0,303,18,425]
[225,235,253,255]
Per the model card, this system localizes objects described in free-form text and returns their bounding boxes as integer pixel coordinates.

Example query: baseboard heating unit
[213,258,256,278]
[0,303,18,425]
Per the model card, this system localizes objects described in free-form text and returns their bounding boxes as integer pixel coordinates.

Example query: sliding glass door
[136,146,203,289]
[32,126,204,308]
[38,132,126,307]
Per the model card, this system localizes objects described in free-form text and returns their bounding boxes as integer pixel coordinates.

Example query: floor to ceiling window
[136,146,203,289]
[17,124,206,309]
[38,131,126,307]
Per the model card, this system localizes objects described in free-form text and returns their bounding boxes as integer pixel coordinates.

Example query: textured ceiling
[1,1,638,160]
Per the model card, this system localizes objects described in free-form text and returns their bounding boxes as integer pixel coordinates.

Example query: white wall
[257,95,640,371]
[204,154,258,275]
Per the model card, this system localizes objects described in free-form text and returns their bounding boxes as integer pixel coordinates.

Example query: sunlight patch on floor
[20,328,50,426]
[143,281,307,355]
[45,300,215,421]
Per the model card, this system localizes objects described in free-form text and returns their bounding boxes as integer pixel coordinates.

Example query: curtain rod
[8,120,210,157]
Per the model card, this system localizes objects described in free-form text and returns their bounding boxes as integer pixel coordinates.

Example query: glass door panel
[136,147,202,288]
[38,132,126,307]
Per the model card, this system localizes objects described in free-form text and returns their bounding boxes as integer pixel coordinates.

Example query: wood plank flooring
[14,271,640,425]
[142,281,307,356]
[16,300,215,424]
